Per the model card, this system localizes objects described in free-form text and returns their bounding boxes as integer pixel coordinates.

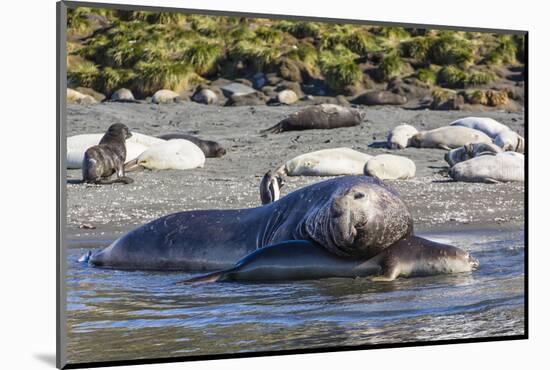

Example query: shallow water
[65,229,524,365]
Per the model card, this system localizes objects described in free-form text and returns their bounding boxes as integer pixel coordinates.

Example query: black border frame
[56,1,528,368]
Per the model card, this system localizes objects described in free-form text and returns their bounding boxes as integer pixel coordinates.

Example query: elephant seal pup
[67,132,165,169]
[82,123,134,184]
[276,148,372,176]
[124,139,205,171]
[409,126,492,150]
[449,117,510,138]
[387,124,419,149]
[450,152,524,183]
[262,104,363,133]
[157,133,226,157]
[182,237,478,283]
[364,154,416,180]
[82,176,413,270]
[445,142,503,167]
[494,130,525,153]
[259,170,285,205]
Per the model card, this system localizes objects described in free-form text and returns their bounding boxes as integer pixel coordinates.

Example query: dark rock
[225,91,268,106]
[220,82,257,97]
[351,90,407,106]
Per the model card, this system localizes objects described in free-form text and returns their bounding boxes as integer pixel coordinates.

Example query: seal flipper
[78,250,92,264]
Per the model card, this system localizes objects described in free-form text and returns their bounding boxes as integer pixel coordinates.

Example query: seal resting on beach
[82,123,134,185]
[67,132,165,169]
[124,139,205,171]
[261,104,363,133]
[449,117,510,138]
[82,176,414,270]
[409,126,492,150]
[387,124,418,149]
[182,237,479,282]
[449,152,524,183]
[444,142,503,167]
[259,170,285,205]
[364,154,416,180]
[275,148,372,176]
[494,130,525,153]
[156,133,226,157]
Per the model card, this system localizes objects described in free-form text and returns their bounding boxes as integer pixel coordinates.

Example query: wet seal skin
[181,237,479,283]
[80,176,412,270]
[82,123,134,185]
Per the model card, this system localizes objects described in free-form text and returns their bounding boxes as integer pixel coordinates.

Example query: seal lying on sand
[67,132,165,169]
[183,237,479,282]
[124,139,205,171]
[450,152,524,183]
[82,176,413,270]
[262,104,363,133]
[449,117,510,138]
[157,133,226,157]
[82,123,134,184]
[387,124,418,149]
[259,170,285,205]
[494,130,525,153]
[275,148,372,176]
[409,126,492,150]
[364,154,416,180]
[444,143,503,167]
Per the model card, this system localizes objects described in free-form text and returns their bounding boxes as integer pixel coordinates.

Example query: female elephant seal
[450,152,524,183]
[124,139,205,171]
[444,142,502,167]
[494,130,525,153]
[83,176,413,270]
[157,133,226,157]
[276,148,372,176]
[183,237,478,283]
[262,104,363,133]
[410,126,492,150]
[82,123,134,184]
[449,117,510,138]
[387,124,418,149]
[364,154,416,180]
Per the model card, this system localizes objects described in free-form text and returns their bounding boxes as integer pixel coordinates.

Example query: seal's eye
[354,192,365,200]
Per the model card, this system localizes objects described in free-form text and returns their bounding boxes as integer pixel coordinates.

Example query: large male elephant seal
[183,237,479,283]
[275,148,372,177]
[444,142,502,167]
[157,133,226,157]
[83,176,413,270]
[409,126,492,150]
[82,123,134,185]
[262,104,363,133]
[449,116,510,138]
[449,152,524,183]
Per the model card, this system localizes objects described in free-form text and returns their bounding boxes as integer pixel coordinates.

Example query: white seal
[449,152,524,183]
[364,154,416,180]
[387,124,419,149]
[276,148,372,176]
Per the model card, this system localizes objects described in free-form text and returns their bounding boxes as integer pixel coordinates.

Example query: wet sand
[66,102,525,242]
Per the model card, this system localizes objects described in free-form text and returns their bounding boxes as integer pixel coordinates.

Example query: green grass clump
[276,21,321,39]
[400,36,434,60]
[466,71,495,86]
[343,31,374,55]
[379,53,404,81]
[230,40,280,72]
[67,60,100,87]
[182,42,222,75]
[428,33,475,67]
[464,89,488,105]
[254,26,284,44]
[286,42,319,73]
[485,35,517,65]
[437,65,467,88]
[131,11,185,25]
[133,60,197,96]
[98,67,136,94]
[416,66,438,85]
[377,27,410,41]
[320,46,361,91]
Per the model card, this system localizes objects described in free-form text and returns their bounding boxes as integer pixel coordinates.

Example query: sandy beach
[66,102,524,243]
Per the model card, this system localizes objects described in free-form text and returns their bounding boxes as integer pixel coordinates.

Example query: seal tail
[260,122,283,134]
[177,269,231,284]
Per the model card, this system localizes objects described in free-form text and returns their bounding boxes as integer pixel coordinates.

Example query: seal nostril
[354,192,365,200]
